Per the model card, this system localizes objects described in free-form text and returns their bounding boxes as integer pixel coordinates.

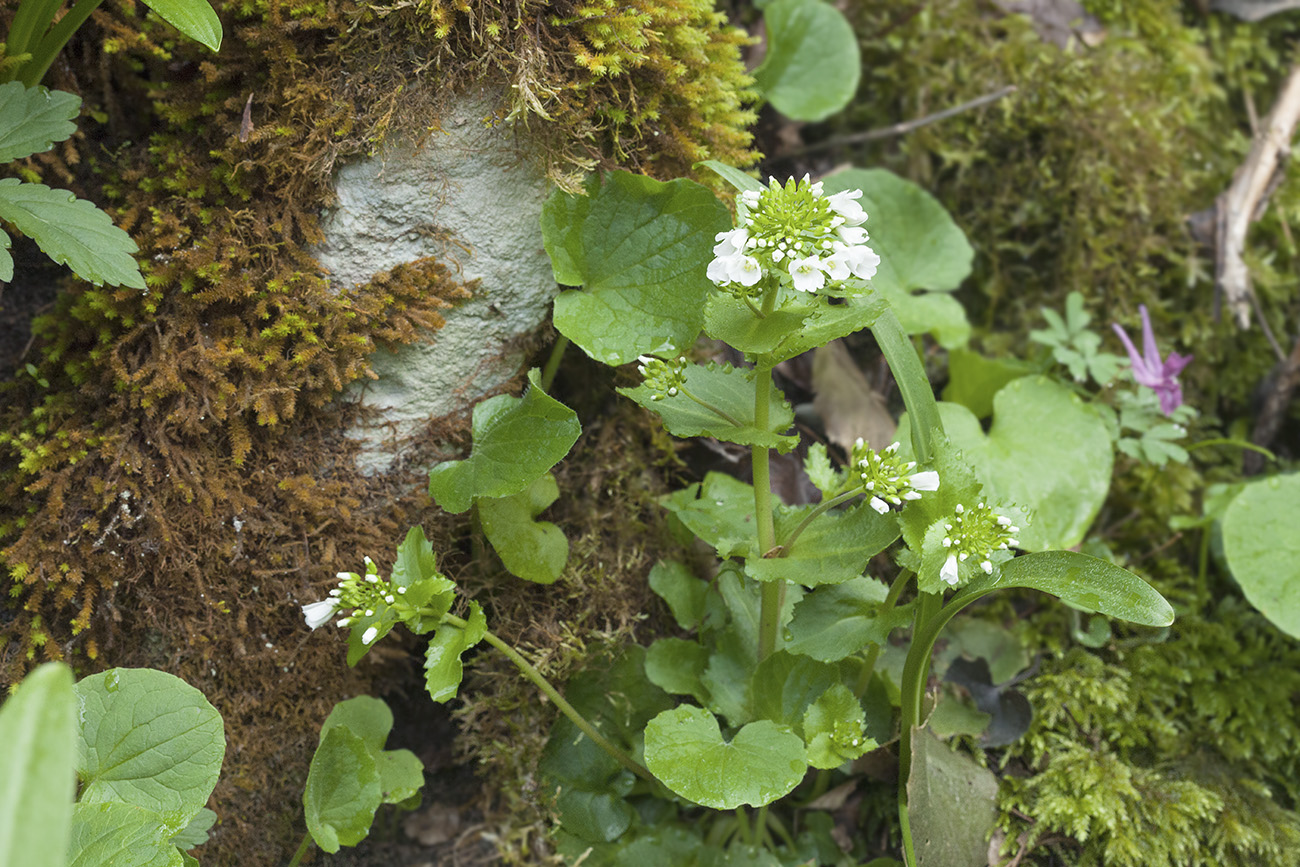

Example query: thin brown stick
[1215,63,1300,330]
[781,85,1018,157]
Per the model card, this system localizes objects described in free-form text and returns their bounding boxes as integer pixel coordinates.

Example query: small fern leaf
[0,179,144,288]
[0,83,80,163]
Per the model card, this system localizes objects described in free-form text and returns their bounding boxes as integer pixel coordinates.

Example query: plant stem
[441,614,657,785]
[854,568,913,697]
[679,385,745,427]
[539,335,569,392]
[286,832,312,867]
[735,808,753,846]
[754,278,784,662]
[778,489,860,551]
[1185,437,1277,461]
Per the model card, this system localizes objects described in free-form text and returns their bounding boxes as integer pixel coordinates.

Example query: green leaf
[478,473,569,583]
[821,169,974,296]
[872,307,942,465]
[620,361,798,452]
[0,83,80,162]
[906,728,998,867]
[389,526,456,635]
[700,625,758,726]
[644,705,806,809]
[753,0,860,122]
[67,801,184,867]
[169,808,215,851]
[1221,473,1300,638]
[748,651,849,734]
[648,560,708,630]
[661,472,760,561]
[320,697,424,807]
[698,160,764,194]
[803,683,874,770]
[140,0,223,51]
[303,726,381,853]
[0,662,76,867]
[539,646,672,843]
[320,696,394,755]
[543,170,731,365]
[899,377,1113,551]
[0,179,144,288]
[963,551,1174,627]
[76,669,225,835]
[703,293,885,366]
[941,348,1036,419]
[787,577,914,662]
[0,227,11,282]
[803,443,842,498]
[876,285,970,349]
[428,369,580,514]
[423,602,487,703]
[644,637,710,701]
[747,501,900,587]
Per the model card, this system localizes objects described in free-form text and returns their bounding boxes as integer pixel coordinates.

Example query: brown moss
[0,0,756,862]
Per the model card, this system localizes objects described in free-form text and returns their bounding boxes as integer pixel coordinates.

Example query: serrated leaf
[0,663,76,867]
[620,361,798,452]
[140,0,223,51]
[787,577,914,662]
[169,808,215,851]
[746,502,900,588]
[0,83,80,162]
[753,0,860,122]
[803,683,873,770]
[543,170,731,365]
[703,293,885,365]
[0,179,144,288]
[478,473,568,583]
[700,626,758,726]
[821,169,973,297]
[1221,473,1300,638]
[749,651,848,734]
[423,602,487,703]
[803,443,842,497]
[303,726,381,853]
[67,802,184,867]
[661,472,760,561]
[644,705,806,809]
[389,526,456,635]
[648,560,707,630]
[76,669,225,836]
[428,369,580,514]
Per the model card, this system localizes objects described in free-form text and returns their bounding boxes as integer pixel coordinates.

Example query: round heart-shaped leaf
[643,705,806,809]
[1222,473,1300,638]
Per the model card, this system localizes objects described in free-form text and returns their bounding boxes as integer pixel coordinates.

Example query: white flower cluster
[851,439,941,514]
[301,555,409,646]
[939,502,1020,587]
[707,175,881,295]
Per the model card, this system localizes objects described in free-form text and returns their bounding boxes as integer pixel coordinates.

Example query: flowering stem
[539,335,570,392]
[753,328,783,659]
[895,582,996,866]
[854,568,912,697]
[778,490,861,552]
[742,293,766,319]
[678,386,746,428]
[286,832,312,867]
[440,613,656,785]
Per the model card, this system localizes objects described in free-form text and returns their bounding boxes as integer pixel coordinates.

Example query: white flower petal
[302,598,340,630]
[941,554,960,586]
[362,626,379,645]
[788,256,826,293]
[869,496,890,514]
[908,470,941,492]
[730,255,764,286]
[838,226,869,246]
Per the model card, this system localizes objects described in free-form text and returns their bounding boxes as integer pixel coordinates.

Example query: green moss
[997,600,1300,865]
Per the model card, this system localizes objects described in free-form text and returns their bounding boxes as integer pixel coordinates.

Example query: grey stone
[314,87,557,473]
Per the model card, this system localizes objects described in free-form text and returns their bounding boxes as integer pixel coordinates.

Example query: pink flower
[1112,305,1193,415]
